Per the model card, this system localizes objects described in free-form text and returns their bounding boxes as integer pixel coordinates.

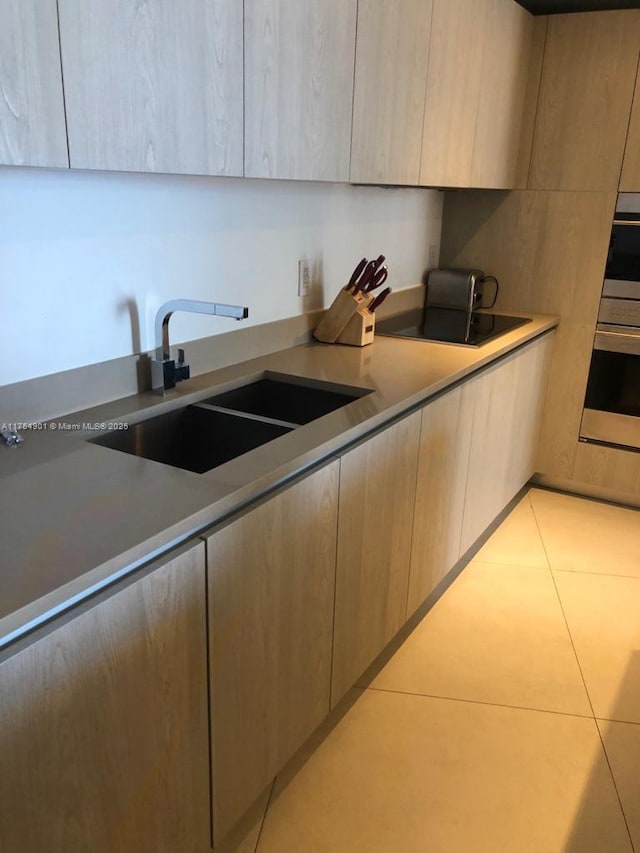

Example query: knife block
[314,289,373,344]
[336,306,375,346]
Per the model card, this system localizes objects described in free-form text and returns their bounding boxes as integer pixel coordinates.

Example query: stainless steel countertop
[0,313,557,650]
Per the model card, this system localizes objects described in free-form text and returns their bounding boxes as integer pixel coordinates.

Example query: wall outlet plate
[298,258,313,297]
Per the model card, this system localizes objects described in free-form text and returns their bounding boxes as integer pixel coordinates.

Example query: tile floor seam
[364,684,595,721]
[470,558,551,572]
[254,777,276,853]
[551,567,640,582]
[526,489,552,570]
[595,718,637,852]
[598,715,640,728]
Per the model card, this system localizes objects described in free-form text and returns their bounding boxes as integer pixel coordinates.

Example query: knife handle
[346,257,368,292]
[369,286,391,312]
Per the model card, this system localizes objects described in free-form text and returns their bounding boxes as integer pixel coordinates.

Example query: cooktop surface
[376,308,530,347]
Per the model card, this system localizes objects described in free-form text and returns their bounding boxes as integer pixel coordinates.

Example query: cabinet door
[529,10,640,191]
[503,333,553,501]
[207,462,339,842]
[350,0,433,185]
[419,0,490,187]
[460,336,553,554]
[58,0,243,175]
[0,543,209,853]
[471,0,535,189]
[407,386,475,617]
[332,413,421,705]
[620,62,640,192]
[0,0,67,167]
[244,0,357,181]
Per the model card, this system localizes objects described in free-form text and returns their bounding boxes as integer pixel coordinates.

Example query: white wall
[1,167,442,386]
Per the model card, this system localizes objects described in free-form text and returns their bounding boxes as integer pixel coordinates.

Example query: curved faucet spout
[151,299,249,393]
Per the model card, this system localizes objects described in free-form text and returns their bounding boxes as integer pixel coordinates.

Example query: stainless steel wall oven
[580,194,640,451]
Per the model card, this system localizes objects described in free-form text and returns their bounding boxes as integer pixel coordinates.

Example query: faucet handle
[175,348,190,383]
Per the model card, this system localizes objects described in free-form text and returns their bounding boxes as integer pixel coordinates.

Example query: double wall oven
[580,194,640,451]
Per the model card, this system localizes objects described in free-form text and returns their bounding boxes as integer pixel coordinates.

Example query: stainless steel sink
[200,372,372,426]
[91,373,372,474]
[91,405,292,474]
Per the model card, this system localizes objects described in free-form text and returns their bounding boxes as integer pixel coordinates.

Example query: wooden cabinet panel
[245,0,357,181]
[529,10,640,191]
[620,62,640,192]
[459,360,519,555]
[471,0,535,189]
[207,463,339,842]
[350,0,433,185]
[460,337,554,554]
[503,334,553,500]
[420,0,489,188]
[407,386,475,616]
[441,188,616,481]
[0,0,67,167]
[58,0,243,175]
[0,543,209,853]
[332,413,421,705]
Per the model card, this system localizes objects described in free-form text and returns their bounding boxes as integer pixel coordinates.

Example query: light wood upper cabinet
[0,0,68,167]
[471,0,537,189]
[0,543,209,853]
[529,10,640,191]
[620,61,640,192]
[331,412,421,706]
[420,0,488,188]
[244,0,357,181]
[58,0,243,175]
[420,0,537,189]
[350,0,433,185]
[207,463,339,843]
[407,386,475,617]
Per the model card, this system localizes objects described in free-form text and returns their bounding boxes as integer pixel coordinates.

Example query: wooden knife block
[314,289,374,346]
[336,306,375,346]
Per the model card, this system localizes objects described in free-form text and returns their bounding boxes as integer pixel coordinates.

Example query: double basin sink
[92,372,372,473]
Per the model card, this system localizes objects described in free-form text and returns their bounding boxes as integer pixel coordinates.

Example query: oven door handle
[594,329,640,355]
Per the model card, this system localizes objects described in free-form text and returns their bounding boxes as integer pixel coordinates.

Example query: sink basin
[201,373,372,426]
[91,373,372,474]
[91,405,292,474]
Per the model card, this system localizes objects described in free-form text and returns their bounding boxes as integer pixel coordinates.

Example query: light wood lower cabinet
[207,462,339,843]
[407,385,475,616]
[460,334,553,554]
[331,412,421,706]
[0,542,210,853]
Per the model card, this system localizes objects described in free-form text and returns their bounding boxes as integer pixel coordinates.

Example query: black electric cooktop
[376,308,531,347]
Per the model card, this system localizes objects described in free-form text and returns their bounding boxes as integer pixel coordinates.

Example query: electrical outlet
[428,243,439,269]
[298,258,313,297]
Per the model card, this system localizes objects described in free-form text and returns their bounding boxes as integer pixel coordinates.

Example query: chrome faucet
[151,299,249,394]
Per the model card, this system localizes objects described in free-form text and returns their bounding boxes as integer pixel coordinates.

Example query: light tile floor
[238,487,640,852]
